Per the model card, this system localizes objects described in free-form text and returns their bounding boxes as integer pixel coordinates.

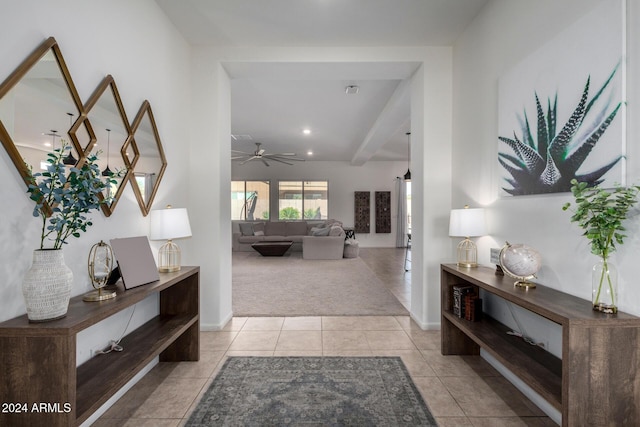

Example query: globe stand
[514,279,536,289]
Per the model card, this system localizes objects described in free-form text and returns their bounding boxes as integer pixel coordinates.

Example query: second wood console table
[441,264,639,426]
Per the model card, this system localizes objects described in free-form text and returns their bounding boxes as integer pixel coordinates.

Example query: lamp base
[457,238,478,268]
[83,288,116,302]
[158,240,182,273]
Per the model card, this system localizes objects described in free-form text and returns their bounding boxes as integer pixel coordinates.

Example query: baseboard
[200,311,234,331]
[409,312,440,330]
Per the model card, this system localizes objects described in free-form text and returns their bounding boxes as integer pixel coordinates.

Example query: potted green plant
[22,141,112,322]
[562,178,640,313]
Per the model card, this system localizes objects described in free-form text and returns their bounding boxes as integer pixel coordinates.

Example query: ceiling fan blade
[271,153,297,156]
[267,157,294,166]
[261,158,270,167]
[267,155,305,162]
[231,155,251,160]
[240,156,259,165]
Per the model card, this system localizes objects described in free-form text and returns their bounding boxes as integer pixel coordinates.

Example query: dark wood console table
[0,266,199,427]
[441,264,639,426]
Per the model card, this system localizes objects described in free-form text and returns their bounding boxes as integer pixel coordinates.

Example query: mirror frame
[0,37,86,203]
[72,75,133,217]
[125,100,167,216]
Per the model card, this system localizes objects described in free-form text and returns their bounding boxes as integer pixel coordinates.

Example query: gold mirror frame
[125,101,167,216]
[73,75,132,217]
[0,37,89,210]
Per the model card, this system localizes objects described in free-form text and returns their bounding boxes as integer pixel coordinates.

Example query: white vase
[22,249,73,322]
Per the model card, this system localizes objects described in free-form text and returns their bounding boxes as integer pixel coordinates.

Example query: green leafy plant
[279,206,300,219]
[562,178,640,309]
[304,207,321,219]
[27,141,112,249]
[499,64,623,195]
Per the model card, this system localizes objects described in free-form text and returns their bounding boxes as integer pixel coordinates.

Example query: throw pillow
[254,230,264,236]
[239,223,254,236]
[328,225,344,236]
[253,222,265,234]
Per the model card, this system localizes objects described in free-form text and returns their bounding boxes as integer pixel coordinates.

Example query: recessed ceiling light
[345,85,359,95]
[307,150,313,156]
[303,129,311,135]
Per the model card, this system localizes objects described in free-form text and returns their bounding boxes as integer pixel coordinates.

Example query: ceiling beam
[350,79,410,166]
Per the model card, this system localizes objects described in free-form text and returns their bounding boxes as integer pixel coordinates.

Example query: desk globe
[499,242,541,288]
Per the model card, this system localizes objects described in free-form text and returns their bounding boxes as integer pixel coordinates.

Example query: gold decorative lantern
[83,240,117,302]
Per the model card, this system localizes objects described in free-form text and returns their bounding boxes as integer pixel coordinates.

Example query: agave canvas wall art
[498,0,625,196]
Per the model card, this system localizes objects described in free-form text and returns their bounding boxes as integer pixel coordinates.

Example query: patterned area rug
[186,357,437,426]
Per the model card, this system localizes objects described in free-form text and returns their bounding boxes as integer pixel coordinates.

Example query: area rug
[186,357,437,426]
[232,252,408,316]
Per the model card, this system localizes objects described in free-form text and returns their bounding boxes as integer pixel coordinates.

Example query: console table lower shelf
[441,264,640,427]
[0,266,200,427]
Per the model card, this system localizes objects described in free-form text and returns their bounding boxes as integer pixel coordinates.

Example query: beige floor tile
[467,417,558,427]
[407,329,442,351]
[421,350,495,377]
[220,317,247,331]
[322,330,370,351]
[274,350,324,356]
[322,315,402,330]
[374,350,437,377]
[412,376,465,417]
[242,316,285,330]
[92,419,181,427]
[224,350,274,357]
[275,330,322,351]
[282,316,322,330]
[228,330,280,350]
[160,351,225,379]
[364,330,416,350]
[441,376,545,417]
[434,417,474,426]
[322,349,374,356]
[199,331,237,351]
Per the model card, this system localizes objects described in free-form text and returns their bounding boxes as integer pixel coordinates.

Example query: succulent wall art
[497,0,624,196]
[498,65,623,195]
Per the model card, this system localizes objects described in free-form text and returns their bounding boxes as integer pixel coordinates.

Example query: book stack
[452,285,474,318]
[464,293,482,322]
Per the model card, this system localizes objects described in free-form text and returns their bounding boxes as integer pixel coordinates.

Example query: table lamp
[449,205,486,268]
[149,205,192,272]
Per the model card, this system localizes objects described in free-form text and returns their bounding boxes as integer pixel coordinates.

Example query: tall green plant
[562,179,640,309]
[27,141,112,249]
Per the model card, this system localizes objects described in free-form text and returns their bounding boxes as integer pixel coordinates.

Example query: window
[231,180,270,220]
[278,181,328,220]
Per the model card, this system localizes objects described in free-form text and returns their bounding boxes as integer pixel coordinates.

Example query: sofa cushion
[285,221,308,236]
[310,226,331,236]
[265,221,286,236]
[328,225,344,236]
[239,222,254,236]
[253,222,265,234]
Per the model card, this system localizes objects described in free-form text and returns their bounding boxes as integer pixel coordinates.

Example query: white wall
[0,1,191,423]
[232,160,409,247]
[452,0,639,422]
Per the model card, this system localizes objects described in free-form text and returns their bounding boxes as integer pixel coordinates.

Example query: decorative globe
[499,242,542,288]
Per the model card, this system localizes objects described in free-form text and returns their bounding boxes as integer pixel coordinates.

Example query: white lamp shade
[149,207,192,240]
[449,207,486,237]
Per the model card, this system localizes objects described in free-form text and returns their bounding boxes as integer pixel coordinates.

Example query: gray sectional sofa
[232,220,346,259]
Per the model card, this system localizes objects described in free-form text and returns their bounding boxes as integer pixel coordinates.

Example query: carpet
[186,357,437,426]
[232,252,408,316]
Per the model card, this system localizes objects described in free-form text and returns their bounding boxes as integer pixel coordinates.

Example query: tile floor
[95,249,556,426]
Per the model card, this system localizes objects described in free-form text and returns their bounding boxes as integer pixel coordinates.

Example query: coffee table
[251,241,293,256]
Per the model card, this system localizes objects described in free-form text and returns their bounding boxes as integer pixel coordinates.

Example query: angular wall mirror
[125,100,167,216]
[74,75,132,217]
[0,37,88,199]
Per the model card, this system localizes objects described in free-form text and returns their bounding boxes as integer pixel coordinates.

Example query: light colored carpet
[232,251,409,316]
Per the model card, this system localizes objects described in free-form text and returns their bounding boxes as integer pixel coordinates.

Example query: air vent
[231,134,253,141]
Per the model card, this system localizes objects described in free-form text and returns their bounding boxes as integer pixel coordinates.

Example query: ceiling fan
[231,142,305,166]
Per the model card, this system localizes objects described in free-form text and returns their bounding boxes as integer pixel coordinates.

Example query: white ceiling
[155,0,489,163]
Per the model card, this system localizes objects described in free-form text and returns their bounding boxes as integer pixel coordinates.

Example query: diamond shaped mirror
[125,101,167,216]
[0,37,88,202]
[74,75,132,217]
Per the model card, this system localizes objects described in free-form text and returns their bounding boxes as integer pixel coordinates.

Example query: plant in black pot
[562,179,640,313]
[22,141,113,322]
